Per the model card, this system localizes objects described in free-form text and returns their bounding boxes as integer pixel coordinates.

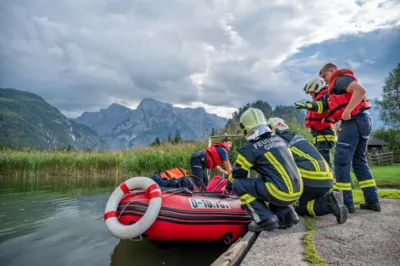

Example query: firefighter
[303,78,337,167]
[267,117,348,224]
[295,63,380,213]
[224,107,302,232]
[189,137,232,187]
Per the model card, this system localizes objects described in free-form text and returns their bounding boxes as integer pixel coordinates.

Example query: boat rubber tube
[104,177,162,239]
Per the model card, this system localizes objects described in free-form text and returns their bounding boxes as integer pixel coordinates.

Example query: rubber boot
[248,216,279,232]
[360,202,381,212]
[327,191,348,224]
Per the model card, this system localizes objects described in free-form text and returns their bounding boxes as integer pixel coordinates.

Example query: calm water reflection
[0,177,228,266]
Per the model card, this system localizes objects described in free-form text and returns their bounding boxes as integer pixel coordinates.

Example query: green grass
[352,189,400,205]
[303,217,329,266]
[0,142,208,179]
[351,163,400,189]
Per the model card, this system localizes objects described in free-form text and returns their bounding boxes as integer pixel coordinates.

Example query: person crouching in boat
[267,117,348,224]
[189,137,233,187]
[223,107,302,232]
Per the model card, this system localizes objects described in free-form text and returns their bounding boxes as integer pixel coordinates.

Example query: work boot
[278,206,300,229]
[248,216,279,232]
[327,191,348,224]
[360,202,381,212]
[347,207,356,213]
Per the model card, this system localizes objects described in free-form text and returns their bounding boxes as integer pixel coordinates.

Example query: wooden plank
[210,231,258,266]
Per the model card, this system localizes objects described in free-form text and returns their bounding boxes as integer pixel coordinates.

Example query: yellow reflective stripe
[334,182,352,191]
[358,179,376,189]
[264,152,293,193]
[239,193,256,205]
[288,148,294,160]
[307,200,316,217]
[264,201,270,208]
[313,135,337,143]
[228,174,234,183]
[265,182,302,202]
[291,146,320,172]
[316,101,323,114]
[236,154,253,171]
[299,169,334,180]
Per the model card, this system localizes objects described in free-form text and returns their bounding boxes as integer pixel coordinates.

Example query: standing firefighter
[224,107,302,232]
[295,63,380,213]
[267,117,348,224]
[189,138,232,187]
[303,78,337,167]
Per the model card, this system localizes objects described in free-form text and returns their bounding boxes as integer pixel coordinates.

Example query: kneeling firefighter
[224,107,302,232]
[267,117,348,224]
[189,138,232,187]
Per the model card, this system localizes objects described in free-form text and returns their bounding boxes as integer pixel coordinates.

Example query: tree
[375,63,400,129]
[151,137,161,146]
[167,133,172,143]
[372,129,400,151]
[173,129,181,144]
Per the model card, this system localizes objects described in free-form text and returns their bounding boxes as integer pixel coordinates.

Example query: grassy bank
[303,217,329,266]
[0,142,207,178]
[352,163,400,189]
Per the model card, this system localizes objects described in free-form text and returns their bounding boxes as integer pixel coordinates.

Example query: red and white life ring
[104,177,162,239]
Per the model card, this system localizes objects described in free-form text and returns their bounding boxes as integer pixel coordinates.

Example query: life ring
[104,177,162,239]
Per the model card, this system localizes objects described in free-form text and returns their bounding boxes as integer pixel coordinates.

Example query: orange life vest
[305,88,336,130]
[325,69,371,122]
[204,142,228,169]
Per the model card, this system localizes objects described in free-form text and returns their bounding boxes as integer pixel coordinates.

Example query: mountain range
[0,88,106,150]
[0,87,386,150]
[72,98,227,149]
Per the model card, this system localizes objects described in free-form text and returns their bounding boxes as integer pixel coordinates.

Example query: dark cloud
[0,0,399,117]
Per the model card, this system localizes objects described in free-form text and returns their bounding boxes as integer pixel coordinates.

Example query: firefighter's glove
[295,102,313,110]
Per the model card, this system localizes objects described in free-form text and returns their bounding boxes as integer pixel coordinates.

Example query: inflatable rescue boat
[104,177,251,243]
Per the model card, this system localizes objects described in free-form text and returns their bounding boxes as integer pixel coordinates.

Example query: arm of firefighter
[223,160,232,176]
[344,81,367,115]
[215,165,228,176]
[226,151,254,191]
[295,101,328,114]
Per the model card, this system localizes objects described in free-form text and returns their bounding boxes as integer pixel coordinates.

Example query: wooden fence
[394,151,400,163]
[368,152,394,166]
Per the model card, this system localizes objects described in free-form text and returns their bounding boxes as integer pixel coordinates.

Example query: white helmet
[267,117,289,131]
[303,78,325,94]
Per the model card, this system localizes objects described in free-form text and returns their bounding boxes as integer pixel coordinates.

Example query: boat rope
[117,187,188,219]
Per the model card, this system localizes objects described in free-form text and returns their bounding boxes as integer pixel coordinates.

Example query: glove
[295,102,313,110]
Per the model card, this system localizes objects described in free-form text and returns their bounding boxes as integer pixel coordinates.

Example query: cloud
[0,0,399,118]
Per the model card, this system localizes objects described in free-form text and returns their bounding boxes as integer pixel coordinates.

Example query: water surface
[0,176,228,266]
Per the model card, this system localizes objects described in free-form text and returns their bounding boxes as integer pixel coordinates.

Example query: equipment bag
[206,176,228,193]
[151,168,199,191]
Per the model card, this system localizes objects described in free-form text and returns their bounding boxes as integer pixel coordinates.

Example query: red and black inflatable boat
[104,177,251,243]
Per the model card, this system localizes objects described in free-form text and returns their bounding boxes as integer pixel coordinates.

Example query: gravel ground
[313,199,400,266]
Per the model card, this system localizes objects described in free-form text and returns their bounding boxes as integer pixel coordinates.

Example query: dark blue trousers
[315,141,334,168]
[232,177,293,223]
[295,186,331,217]
[334,112,379,208]
[189,154,209,187]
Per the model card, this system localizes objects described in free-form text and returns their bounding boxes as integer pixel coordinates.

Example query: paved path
[314,199,400,266]
[241,217,307,266]
[237,199,400,266]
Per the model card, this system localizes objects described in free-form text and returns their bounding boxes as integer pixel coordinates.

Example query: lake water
[0,177,229,266]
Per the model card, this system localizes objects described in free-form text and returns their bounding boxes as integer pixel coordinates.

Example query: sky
[1,0,399,119]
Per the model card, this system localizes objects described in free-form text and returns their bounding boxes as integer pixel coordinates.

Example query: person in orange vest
[302,78,337,167]
[295,63,380,213]
[189,138,233,187]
